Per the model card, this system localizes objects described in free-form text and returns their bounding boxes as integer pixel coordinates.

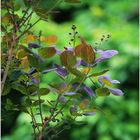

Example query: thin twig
[16,18,41,40]
[26,87,41,134]
[1,48,13,93]
[18,8,30,27]
[38,66,91,140]
[18,11,34,30]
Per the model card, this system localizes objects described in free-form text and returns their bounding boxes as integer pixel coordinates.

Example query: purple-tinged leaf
[95,50,118,63]
[64,92,78,96]
[67,47,74,51]
[98,75,120,86]
[58,96,66,103]
[72,83,79,89]
[70,106,77,114]
[81,60,88,66]
[111,80,120,84]
[109,88,124,96]
[28,74,39,84]
[69,106,81,116]
[54,64,68,77]
[28,43,40,49]
[42,68,57,74]
[74,60,81,67]
[28,68,37,75]
[84,86,95,97]
[55,48,61,55]
[83,112,96,116]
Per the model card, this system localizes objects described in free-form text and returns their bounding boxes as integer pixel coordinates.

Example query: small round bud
[50,108,54,114]
[58,96,66,103]
[70,106,77,115]
[64,47,68,50]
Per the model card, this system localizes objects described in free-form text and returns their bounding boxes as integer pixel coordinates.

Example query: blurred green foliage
[2,0,138,140]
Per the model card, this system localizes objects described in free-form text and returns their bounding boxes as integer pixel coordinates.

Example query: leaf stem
[38,65,91,140]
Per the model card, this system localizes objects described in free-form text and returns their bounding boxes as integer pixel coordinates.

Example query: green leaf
[38,47,56,59]
[95,88,110,96]
[12,82,27,95]
[64,0,81,3]
[2,81,11,96]
[31,0,59,20]
[25,98,32,106]
[60,50,77,68]
[28,54,39,68]
[5,99,13,110]
[32,99,45,106]
[10,70,23,81]
[88,69,109,77]
[68,67,84,77]
[38,88,50,96]
[28,54,45,71]
[21,45,34,54]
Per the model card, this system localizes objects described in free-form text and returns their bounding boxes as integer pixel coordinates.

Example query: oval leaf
[38,47,56,59]
[81,45,95,64]
[38,88,50,96]
[74,44,83,57]
[95,88,110,96]
[60,50,76,68]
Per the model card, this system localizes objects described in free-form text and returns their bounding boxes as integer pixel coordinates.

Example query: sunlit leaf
[79,99,90,110]
[19,56,30,69]
[95,88,110,96]
[68,67,84,77]
[88,69,109,77]
[102,78,112,86]
[41,35,58,45]
[24,34,38,43]
[38,88,50,96]
[2,14,11,25]
[81,68,91,74]
[38,47,56,59]
[16,48,29,59]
